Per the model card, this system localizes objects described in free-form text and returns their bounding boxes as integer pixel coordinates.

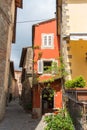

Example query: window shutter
[38,60,43,74]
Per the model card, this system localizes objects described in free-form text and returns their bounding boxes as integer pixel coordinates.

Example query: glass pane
[43,61,52,73]
[44,36,47,46]
[48,36,52,46]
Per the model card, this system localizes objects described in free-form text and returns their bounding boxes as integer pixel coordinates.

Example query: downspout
[56,0,65,108]
[60,0,65,109]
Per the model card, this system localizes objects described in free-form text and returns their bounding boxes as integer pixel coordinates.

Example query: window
[67,47,70,51]
[68,62,72,66]
[38,59,58,74]
[68,55,72,58]
[41,33,54,49]
[43,61,52,73]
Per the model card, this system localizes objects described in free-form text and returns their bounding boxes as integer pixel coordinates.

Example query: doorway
[42,87,54,114]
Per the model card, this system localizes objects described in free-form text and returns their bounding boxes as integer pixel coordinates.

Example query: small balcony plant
[34,45,40,49]
[38,52,43,59]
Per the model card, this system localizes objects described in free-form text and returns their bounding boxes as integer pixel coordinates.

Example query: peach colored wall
[53,82,62,108]
[54,87,62,108]
[33,19,62,115]
[33,83,62,110]
[33,20,60,71]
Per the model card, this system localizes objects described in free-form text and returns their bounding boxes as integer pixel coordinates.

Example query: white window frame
[38,59,58,74]
[41,33,54,49]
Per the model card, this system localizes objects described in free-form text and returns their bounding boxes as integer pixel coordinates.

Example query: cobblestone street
[0,100,46,130]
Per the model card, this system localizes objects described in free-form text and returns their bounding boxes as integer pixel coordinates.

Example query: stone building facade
[19,47,33,111]
[56,0,87,80]
[56,0,87,129]
[7,61,18,103]
[0,0,22,120]
[15,70,22,97]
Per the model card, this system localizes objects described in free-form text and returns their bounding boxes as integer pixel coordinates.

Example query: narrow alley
[0,99,46,130]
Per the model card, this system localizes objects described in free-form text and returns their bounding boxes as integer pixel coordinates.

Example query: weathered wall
[60,0,87,81]
[15,71,22,96]
[0,0,15,120]
[61,0,87,36]
[20,47,33,111]
[21,78,32,111]
[67,98,87,130]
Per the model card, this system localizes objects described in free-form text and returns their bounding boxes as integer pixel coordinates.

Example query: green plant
[33,60,37,64]
[58,57,68,77]
[65,76,86,88]
[25,103,32,110]
[38,52,43,59]
[34,45,40,49]
[42,87,55,101]
[43,59,67,76]
[44,108,74,130]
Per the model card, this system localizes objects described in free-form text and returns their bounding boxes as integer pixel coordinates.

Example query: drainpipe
[58,0,65,108]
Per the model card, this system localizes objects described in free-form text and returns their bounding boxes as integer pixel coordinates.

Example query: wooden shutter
[38,60,43,74]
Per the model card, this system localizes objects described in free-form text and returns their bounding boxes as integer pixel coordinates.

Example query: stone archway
[42,87,54,114]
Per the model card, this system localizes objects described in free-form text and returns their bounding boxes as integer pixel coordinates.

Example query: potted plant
[65,75,86,89]
[65,75,87,102]
[34,45,40,49]
[38,52,43,59]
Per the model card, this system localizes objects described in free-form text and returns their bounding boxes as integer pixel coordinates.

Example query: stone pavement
[0,100,46,130]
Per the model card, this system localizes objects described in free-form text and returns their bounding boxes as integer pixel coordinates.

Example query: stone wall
[0,0,15,120]
[21,78,32,112]
[67,98,87,130]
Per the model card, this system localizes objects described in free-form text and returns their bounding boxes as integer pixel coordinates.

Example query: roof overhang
[32,18,56,46]
[10,61,15,78]
[15,0,23,8]
[67,0,87,4]
[12,0,23,43]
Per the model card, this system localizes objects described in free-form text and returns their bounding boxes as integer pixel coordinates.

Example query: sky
[11,0,56,70]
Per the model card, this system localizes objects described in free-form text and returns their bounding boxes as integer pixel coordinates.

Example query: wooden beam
[15,0,23,8]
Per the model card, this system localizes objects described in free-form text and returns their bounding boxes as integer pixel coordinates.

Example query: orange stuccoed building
[32,18,62,117]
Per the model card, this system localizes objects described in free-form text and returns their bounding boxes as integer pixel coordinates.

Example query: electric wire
[17,18,53,23]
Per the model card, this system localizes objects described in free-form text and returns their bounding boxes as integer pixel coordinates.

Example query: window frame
[41,33,54,49]
[38,59,58,74]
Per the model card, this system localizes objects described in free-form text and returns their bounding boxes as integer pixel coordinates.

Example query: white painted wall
[68,2,87,33]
